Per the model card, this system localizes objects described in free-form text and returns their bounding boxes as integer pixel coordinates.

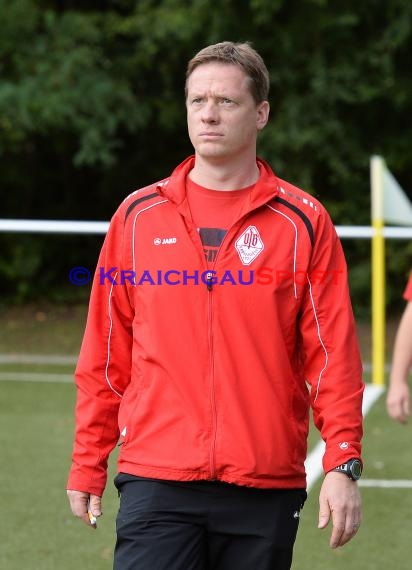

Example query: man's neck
[189,154,260,191]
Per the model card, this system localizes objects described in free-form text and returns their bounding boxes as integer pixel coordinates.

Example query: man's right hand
[386,381,410,424]
[67,489,102,529]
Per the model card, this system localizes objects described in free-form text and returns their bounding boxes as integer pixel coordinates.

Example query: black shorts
[113,473,306,570]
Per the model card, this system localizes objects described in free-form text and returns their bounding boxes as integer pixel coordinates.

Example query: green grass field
[0,304,411,569]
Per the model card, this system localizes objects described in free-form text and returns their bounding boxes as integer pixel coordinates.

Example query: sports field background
[0,304,411,569]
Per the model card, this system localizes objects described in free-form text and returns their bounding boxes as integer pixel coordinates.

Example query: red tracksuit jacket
[67,156,364,496]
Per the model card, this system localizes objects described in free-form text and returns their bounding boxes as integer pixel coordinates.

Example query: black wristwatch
[331,458,362,481]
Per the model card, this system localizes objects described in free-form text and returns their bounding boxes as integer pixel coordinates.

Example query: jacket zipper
[186,224,218,480]
[206,271,217,479]
[204,228,236,480]
[189,217,245,480]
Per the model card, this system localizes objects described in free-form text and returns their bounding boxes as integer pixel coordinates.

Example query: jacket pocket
[117,378,145,446]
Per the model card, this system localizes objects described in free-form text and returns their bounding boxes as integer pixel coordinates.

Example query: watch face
[349,460,362,479]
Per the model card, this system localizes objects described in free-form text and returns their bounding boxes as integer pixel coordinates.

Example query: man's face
[186,62,269,163]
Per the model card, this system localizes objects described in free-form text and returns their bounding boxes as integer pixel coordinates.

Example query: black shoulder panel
[124,192,159,223]
[274,196,314,247]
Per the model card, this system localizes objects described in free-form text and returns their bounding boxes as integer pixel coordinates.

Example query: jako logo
[154,237,177,245]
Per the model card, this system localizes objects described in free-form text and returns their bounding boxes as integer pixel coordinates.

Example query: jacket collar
[156,155,280,219]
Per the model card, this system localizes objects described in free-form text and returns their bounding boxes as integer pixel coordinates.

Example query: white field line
[358,479,412,489]
[0,372,73,383]
[359,479,412,488]
[0,354,77,365]
[305,384,385,491]
[362,363,391,373]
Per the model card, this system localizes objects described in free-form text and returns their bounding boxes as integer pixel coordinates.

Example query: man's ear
[256,101,270,131]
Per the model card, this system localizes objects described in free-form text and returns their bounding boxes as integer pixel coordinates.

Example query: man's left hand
[318,470,362,548]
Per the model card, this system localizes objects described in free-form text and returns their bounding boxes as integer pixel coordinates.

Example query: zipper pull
[206,272,214,291]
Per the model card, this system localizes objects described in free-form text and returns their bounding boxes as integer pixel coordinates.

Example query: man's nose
[201,101,219,123]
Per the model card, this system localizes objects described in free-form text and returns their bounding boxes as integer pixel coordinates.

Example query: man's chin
[195,144,228,160]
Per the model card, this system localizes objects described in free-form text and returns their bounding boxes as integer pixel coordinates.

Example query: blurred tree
[0,0,411,308]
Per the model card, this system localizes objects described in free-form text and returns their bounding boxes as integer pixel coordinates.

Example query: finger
[395,396,409,423]
[388,401,406,424]
[403,398,410,421]
[399,412,408,424]
[336,524,357,548]
[67,490,88,517]
[89,494,102,517]
[329,516,346,549]
[318,500,331,529]
[83,511,97,528]
[395,402,408,424]
[87,495,102,529]
[337,517,362,548]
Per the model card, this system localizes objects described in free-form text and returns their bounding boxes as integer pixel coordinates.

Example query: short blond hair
[185,41,269,104]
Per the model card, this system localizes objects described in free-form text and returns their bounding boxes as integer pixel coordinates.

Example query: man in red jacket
[67,41,364,570]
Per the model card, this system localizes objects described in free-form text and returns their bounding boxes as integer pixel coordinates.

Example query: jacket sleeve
[299,208,364,473]
[67,207,134,496]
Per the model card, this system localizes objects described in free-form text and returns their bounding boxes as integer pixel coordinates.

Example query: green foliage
[0,238,43,302]
[0,1,147,167]
[0,0,411,308]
